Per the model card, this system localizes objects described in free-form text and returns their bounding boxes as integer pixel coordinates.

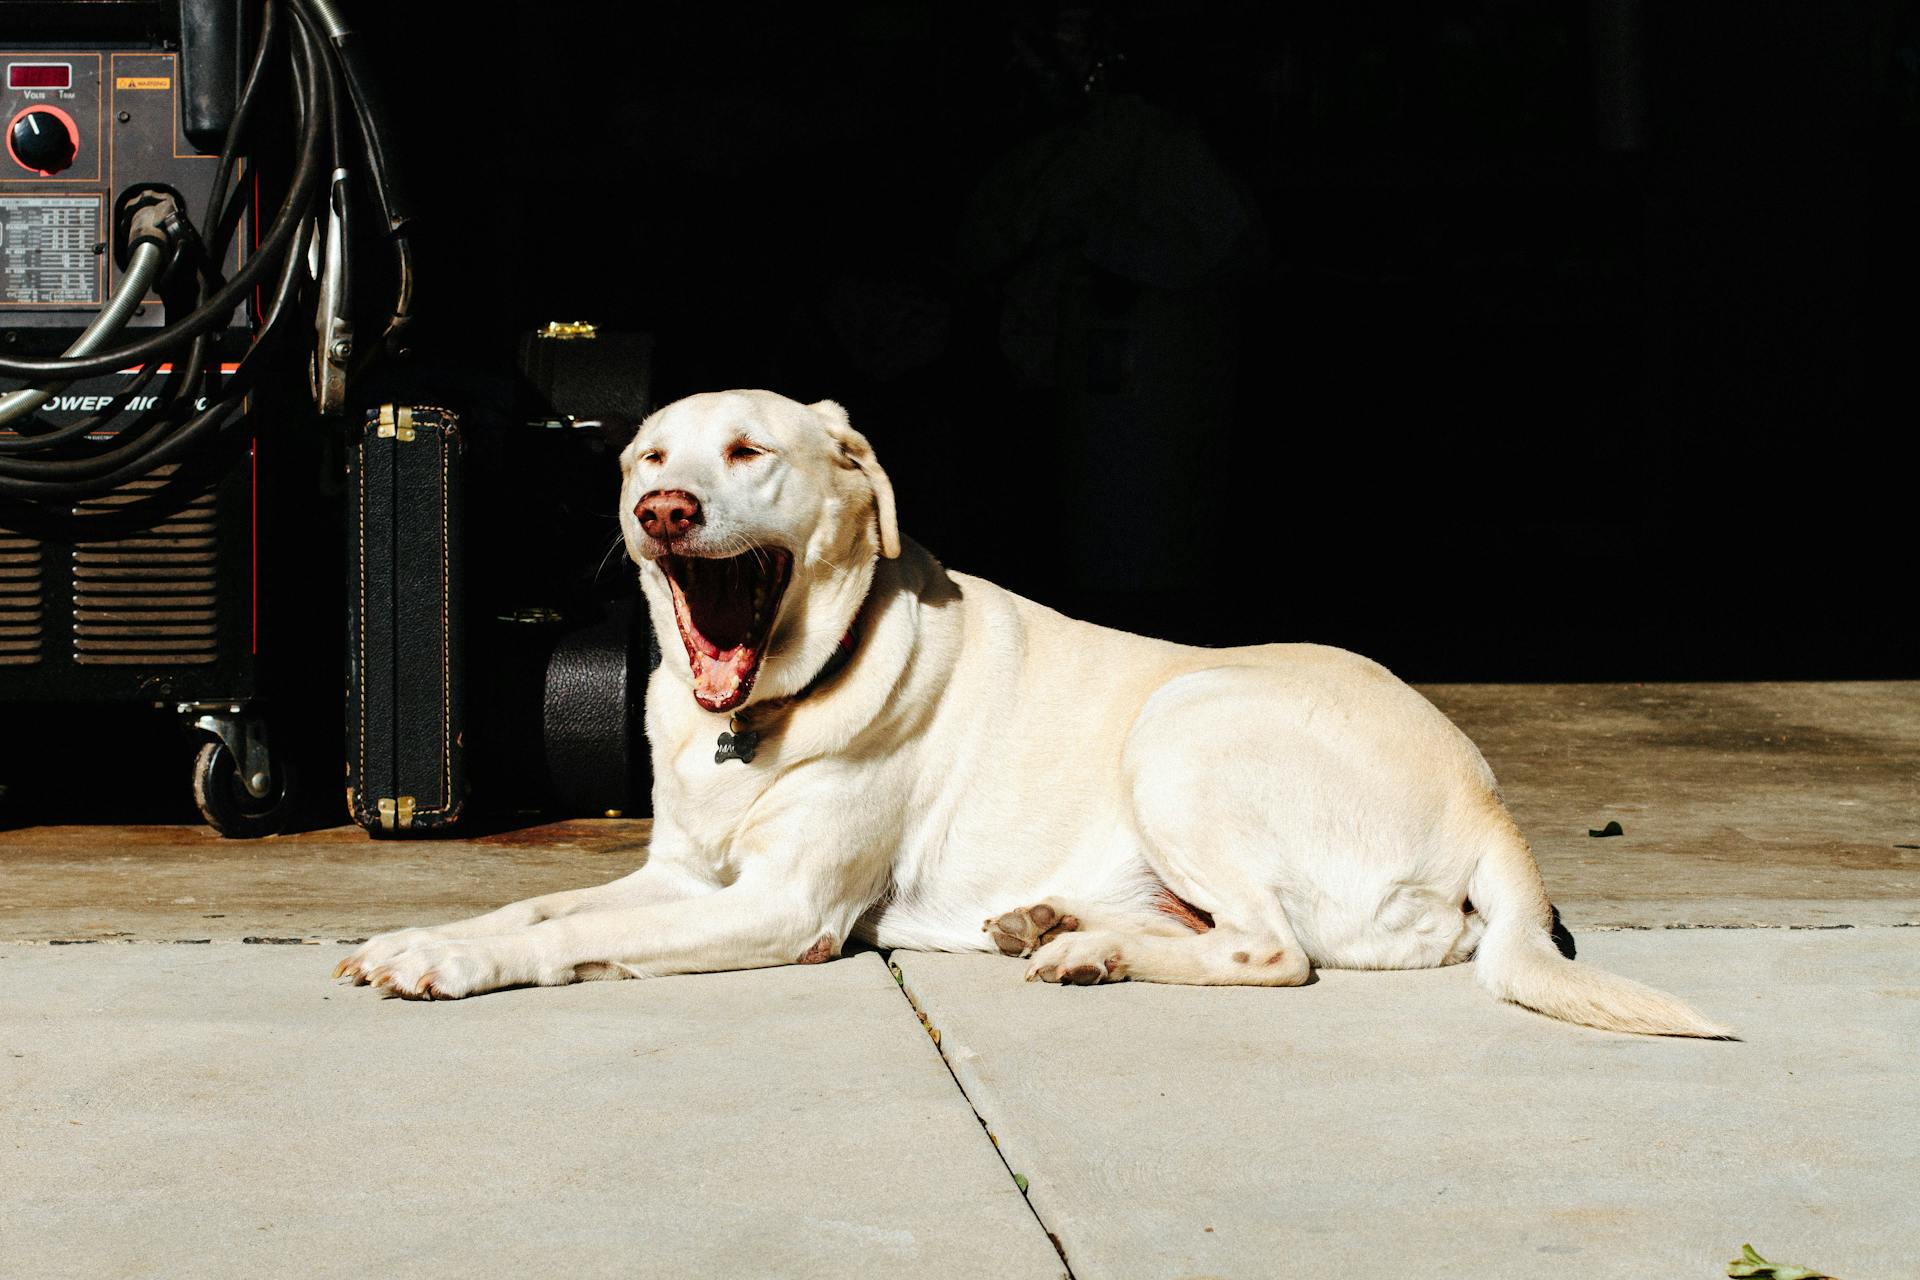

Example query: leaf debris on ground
[1728,1243,1839,1279]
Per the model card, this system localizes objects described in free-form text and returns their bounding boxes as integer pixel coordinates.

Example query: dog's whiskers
[592,532,628,584]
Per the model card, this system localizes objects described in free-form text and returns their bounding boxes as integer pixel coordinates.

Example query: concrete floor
[3,947,1062,1280]
[897,930,1918,1280]
[2,682,1916,1278]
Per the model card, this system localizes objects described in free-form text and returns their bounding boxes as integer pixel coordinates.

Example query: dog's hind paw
[1025,931,1128,985]
[984,900,1080,958]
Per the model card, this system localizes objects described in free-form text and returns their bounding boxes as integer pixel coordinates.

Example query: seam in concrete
[6,937,345,946]
[1586,922,1918,931]
[885,951,1076,1280]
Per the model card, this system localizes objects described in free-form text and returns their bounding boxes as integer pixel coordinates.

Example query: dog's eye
[638,449,664,465]
[726,441,765,463]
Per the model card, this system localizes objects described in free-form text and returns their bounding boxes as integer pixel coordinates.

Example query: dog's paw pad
[1025,933,1127,985]
[984,901,1081,958]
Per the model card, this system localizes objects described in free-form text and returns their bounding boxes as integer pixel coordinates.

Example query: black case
[539,599,658,816]
[346,405,466,835]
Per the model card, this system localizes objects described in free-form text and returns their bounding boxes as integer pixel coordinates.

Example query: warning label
[0,195,100,305]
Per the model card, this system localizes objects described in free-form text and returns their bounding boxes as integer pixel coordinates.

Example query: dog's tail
[1466,805,1734,1039]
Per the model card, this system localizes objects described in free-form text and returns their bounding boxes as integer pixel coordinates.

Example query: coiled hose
[0,0,413,502]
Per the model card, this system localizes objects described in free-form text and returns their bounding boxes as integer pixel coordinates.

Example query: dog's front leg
[335,845,715,985]
[365,863,871,1000]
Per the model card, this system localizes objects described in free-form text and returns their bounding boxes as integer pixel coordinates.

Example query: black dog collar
[714,628,859,765]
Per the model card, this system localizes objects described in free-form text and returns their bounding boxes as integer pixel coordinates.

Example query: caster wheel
[192,740,297,838]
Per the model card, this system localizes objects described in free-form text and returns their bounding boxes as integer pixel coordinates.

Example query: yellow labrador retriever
[337,390,1728,1038]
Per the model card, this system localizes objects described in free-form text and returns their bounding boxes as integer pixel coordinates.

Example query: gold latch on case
[536,320,598,340]
[375,405,416,442]
[377,796,416,829]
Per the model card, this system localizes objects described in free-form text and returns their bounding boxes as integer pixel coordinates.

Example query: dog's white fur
[337,390,1729,1038]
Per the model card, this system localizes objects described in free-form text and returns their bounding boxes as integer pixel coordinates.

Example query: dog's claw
[346,937,498,1001]
[332,957,361,981]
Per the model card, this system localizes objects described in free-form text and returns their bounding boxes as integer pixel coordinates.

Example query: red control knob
[8,107,79,175]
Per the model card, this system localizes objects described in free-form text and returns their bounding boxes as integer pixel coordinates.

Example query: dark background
[374,0,1917,682]
[5,0,1916,827]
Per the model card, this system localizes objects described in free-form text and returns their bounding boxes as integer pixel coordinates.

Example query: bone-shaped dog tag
[715,728,759,765]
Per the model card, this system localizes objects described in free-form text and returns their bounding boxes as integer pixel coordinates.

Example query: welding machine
[0,0,411,833]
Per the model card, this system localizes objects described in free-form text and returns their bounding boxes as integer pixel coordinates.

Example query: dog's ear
[811,399,900,559]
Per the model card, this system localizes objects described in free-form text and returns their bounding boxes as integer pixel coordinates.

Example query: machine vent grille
[0,531,43,666]
[70,465,219,666]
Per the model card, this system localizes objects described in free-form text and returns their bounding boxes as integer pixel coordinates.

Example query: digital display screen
[9,64,72,90]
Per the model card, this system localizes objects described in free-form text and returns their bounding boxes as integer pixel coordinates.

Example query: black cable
[127,12,319,429]
[0,0,416,502]
[234,212,314,379]
[0,394,247,502]
[0,5,331,381]
[298,0,415,355]
[202,0,279,251]
[0,297,216,480]
[0,361,165,452]
[0,2,333,500]
[0,270,220,495]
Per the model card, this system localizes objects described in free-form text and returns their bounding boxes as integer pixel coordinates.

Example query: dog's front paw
[365,938,508,1001]
[1025,931,1128,985]
[334,927,444,984]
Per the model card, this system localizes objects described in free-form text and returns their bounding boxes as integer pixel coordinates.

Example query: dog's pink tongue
[692,646,757,709]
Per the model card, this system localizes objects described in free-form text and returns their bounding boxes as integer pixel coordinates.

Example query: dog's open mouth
[660,549,793,712]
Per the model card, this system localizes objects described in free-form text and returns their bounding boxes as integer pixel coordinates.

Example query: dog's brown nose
[636,489,702,541]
